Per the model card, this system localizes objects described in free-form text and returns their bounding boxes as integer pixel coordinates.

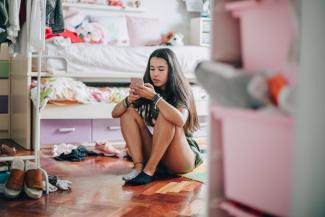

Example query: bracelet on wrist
[151,93,161,108]
[122,97,130,109]
[154,97,162,107]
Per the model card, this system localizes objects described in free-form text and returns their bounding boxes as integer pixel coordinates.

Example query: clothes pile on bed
[30,77,128,111]
[30,77,208,111]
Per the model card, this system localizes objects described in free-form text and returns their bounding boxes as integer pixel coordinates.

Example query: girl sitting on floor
[112,48,203,185]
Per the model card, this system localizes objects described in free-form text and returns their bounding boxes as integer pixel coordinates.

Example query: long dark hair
[135,48,199,132]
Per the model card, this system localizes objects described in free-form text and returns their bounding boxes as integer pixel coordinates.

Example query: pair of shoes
[0,144,16,156]
[4,159,48,199]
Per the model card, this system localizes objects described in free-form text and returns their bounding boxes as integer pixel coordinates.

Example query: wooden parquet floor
[0,143,230,217]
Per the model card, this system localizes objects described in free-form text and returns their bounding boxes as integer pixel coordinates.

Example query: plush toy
[108,0,125,7]
[161,32,184,46]
[76,22,108,44]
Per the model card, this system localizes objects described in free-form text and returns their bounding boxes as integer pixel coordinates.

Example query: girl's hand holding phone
[135,83,156,100]
[127,87,140,104]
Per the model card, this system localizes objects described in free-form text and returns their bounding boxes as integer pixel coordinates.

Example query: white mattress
[37,43,210,77]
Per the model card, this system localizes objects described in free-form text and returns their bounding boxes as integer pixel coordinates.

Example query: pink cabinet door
[92,119,124,142]
[40,119,92,145]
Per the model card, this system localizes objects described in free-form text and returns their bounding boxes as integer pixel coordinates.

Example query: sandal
[0,144,16,156]
[24,161,48,199]
[4,159,25,198]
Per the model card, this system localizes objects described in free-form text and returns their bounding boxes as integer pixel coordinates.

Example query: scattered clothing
[45,28,83,43]
[52,143,78,157]
[48,175,72,192]
[54,145,99,162]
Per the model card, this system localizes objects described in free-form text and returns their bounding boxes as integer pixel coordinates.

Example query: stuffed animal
[108,0,125,7]
[76,22,108,44]
[132,0,141,8]
[161,32,184,46]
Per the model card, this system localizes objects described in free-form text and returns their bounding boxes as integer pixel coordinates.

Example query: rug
[179,153,207,183]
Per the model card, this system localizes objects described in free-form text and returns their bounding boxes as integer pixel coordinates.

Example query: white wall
[69,0,201,44]
[141,0,200,44]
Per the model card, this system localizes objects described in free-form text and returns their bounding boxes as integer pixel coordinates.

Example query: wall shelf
[62,3,146,13]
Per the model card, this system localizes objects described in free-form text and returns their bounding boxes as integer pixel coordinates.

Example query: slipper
[95,142,122,157]
[4,159,25,198]
[0,144,16,156]
[24,161,48,199]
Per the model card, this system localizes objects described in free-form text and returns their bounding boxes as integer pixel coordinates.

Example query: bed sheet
[34,43,210,77]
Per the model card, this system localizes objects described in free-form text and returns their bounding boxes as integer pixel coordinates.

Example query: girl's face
[149,57,169,89]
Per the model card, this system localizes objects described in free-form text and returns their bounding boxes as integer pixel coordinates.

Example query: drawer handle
[200,123,208,127]
[106,126,121,131]
[58,127,75,133]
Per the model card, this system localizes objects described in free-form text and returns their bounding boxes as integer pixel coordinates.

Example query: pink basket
[225,0,295,83]
[211,106,293,216]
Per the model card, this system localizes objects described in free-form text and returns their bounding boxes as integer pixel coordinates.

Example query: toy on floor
[161,32,184,46]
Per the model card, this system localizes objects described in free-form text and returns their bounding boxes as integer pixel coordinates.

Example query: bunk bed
[10,1,210,153]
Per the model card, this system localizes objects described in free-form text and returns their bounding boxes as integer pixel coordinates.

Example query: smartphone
[130,77,144,88]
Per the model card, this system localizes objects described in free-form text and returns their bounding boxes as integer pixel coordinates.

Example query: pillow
[64,10,87,31]
[89,15,130,46]
[126,16,161,46]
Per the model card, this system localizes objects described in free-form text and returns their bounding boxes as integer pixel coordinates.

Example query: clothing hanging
[46,0,64,34]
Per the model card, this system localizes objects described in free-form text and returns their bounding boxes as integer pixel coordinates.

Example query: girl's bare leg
[120,108,152,171]
[143,114,195,176]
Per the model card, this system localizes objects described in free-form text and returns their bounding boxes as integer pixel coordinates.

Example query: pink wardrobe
[207,0,296,216]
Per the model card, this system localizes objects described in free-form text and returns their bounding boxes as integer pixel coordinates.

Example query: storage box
[225,0,295,82]
[211,106,293,216]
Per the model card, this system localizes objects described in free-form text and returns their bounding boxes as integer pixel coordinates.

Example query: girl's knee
[121,108,136,119]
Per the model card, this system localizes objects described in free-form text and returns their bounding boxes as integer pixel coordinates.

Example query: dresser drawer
[0,80,8,95]
[0,60,9,79]
[92,119,124,142]
[0,114,9,131]
[0,96,8,113]
[40,119,92,145]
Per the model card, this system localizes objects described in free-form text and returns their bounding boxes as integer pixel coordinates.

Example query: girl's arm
[156,99,188,127]
[111,100,127,118]
[112,88,140,118]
